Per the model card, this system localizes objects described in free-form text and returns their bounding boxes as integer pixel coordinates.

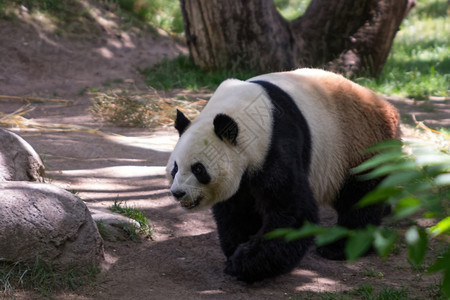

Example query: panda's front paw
[224,241,260,283]
[316,238,347,260]
[316,244,346,260]
[224,258,237,276]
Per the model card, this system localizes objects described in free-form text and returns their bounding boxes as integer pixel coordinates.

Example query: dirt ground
[0,6,448,300]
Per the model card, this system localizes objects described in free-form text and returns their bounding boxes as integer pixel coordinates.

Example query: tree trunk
[180,0,416,76]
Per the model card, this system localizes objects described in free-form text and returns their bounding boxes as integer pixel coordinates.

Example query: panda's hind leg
[334,176,386,228]
[317,175,387,260]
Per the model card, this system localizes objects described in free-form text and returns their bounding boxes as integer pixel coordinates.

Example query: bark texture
[180,0,416,76]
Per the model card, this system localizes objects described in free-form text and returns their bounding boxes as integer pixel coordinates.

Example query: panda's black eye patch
[171,161,178,179]
[191,162,211,184]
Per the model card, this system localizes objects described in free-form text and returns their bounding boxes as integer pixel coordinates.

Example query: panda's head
[166,109,246,209]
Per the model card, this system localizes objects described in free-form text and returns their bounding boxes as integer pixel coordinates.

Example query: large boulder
[0,182,104,268]
[0,128,45,182]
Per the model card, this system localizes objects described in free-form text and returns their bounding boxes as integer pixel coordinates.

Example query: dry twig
[0,105,108,136]
[0,95,72,104]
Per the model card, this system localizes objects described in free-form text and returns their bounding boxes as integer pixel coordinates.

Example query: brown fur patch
[308,72,400,167]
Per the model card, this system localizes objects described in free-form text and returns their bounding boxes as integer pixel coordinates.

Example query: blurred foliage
[268,137,450,297]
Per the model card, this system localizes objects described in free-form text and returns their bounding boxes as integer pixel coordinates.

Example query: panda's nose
[171,190,186,200]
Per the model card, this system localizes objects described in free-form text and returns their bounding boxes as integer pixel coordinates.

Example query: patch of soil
[0,5,185,99]
[0,5,447,299]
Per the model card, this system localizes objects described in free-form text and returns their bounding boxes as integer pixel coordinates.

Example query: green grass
[95,221,115,242]
[109,200,152,240]
[110,0,183,33]
[0,257,98,296]
[426,281,448,300]
[350,284,409,300]
[293,284,411,300]
[355,0,449,99]
[362,268,384,279]
[141,56,257,90]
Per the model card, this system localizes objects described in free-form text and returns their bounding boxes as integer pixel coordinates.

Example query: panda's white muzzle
[170,188,202,209]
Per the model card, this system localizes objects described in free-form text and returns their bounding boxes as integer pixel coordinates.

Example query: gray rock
[0,128,45,182]
[0,182,104,268]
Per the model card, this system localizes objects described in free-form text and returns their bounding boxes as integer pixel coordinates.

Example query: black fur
[191,162,211,184]
[175,109,191,136]
[171,161,178,179]
[317,176,387,260]
[212,80,318,283]
[213,114,239,146]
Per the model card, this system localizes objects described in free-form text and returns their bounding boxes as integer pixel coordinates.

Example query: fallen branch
[0,95,72,104]
[411,114,441,134]
[0,105,109,137]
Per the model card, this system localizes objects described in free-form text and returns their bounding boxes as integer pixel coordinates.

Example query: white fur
[166,79,274,208]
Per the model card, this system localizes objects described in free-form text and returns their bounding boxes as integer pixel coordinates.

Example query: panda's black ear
[175,109,191,136]
[213,114,239,146]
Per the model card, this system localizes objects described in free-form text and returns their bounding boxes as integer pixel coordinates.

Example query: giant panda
[166,68,400,283]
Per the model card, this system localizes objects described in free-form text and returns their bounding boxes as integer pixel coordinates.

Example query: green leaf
[405,226,428,266]
[428,248,450,298]
[357,187,400,207]
[423,211,438,218]
[442,271,450,298]
[434,173,450,187]
[419,194,446,217]
[378,170,424,189]
[428,248,450,273]
[407,181,433,194]
[345,230,374,261]
[284,223,325,242]
[428,217,450,237]
[423,164,450,178]
[364,139,403,154]
[415,154,450,167]
[359,160,417,180]
[373,229,398,258]
[264,228,295,240]
[316,226,349,246]
[394,197,421,220]
[352,151,405,174]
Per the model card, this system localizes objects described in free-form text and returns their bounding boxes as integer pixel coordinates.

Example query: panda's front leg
[221,169,318,283]
[225,208,317,283]
[212,183,262,258]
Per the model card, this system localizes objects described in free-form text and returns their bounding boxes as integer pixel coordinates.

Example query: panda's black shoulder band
[250,79,312,173]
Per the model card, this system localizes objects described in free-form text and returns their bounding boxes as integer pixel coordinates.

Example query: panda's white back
[249,68,400,205]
